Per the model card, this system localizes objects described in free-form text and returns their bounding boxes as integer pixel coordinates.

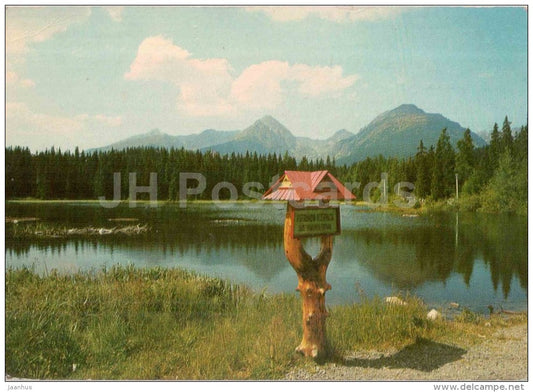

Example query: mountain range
[91,104,486,165]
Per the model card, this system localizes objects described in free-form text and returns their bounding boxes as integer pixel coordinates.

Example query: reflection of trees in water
[337,227,456,289]
[6,224,287,281]
[6,208,527,298]
[458,213,527,297]
[338,213,527,298]
[155,223,287,281]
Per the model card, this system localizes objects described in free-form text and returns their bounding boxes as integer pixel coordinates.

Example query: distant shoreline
[6,198,526,215]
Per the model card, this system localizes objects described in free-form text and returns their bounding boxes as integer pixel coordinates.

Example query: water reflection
[5,203,527,309]
[339,212,527,300]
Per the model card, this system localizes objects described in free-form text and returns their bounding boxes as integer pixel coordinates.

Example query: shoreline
[6,198,526,216]
[5,266,527,381]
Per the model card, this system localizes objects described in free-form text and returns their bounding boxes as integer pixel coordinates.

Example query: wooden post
[284,203,333,358]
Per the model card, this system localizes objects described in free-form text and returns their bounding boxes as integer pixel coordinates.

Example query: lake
[5,201,527,314]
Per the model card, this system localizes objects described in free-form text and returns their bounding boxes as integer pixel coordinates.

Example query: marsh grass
[6,266,302,380]
[6,266,522,380]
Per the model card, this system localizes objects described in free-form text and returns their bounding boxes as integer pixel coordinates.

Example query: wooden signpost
[263,170,356,358]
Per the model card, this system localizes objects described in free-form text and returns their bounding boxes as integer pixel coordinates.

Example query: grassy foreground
[6,266,525,380]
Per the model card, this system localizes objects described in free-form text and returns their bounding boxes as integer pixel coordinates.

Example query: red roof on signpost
[262,170,356,201]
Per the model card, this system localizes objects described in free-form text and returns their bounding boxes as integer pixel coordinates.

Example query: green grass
[5,266,525,380]
[328,295,434,352]
[6,266,301,380]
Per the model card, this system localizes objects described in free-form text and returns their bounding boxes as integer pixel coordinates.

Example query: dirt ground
[285,322,528,381]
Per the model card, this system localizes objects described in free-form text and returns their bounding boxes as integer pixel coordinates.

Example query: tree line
[343,117,527,213]
[5,116,527,213]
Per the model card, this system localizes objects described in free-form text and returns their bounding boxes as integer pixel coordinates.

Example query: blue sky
[6,6,528,151]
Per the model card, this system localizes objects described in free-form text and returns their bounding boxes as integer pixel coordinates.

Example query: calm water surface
[5,202,527,313]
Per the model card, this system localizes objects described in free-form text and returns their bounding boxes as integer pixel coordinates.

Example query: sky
[5,5,528,151]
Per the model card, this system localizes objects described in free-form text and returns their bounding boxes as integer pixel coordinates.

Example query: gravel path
[285,323,527,381]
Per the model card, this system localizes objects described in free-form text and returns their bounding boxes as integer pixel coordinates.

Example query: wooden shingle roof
[262,170,356,201]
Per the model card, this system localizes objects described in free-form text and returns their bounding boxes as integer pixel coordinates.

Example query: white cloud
[93,114,123,127]
[103,6,124,22]
[6,6,92,57]
[125,36,235,116]
[230,61,289,110]
[288,64,358,97]
[7,102,85,150]
[20,79,36,88]
[246,6,404,23]
[125,36,232,82]
[6,71,36,88]
[230,61,358,108]
[73,113,123,127]
[6,102,122,150]
[6,71,17,84]
[125,36,358,117]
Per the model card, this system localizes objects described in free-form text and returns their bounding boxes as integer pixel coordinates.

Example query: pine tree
[514,125,528,163]
[489,122,501,174]
[456,128,475,186]
[431,129,455,199]
[415,140,431,198]
[299,156,310,171]
[501,116,513,153]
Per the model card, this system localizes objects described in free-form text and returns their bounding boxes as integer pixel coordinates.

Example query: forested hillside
[5,117,527,213]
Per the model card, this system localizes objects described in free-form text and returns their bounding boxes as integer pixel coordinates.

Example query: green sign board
[292,207,341,238]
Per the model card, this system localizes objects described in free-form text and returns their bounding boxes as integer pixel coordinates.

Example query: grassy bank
[6,266,525,380]
[423,195,528,215]
[354,196,527,216]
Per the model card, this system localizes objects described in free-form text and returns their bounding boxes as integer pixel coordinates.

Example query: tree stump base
[284,204,333,359]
